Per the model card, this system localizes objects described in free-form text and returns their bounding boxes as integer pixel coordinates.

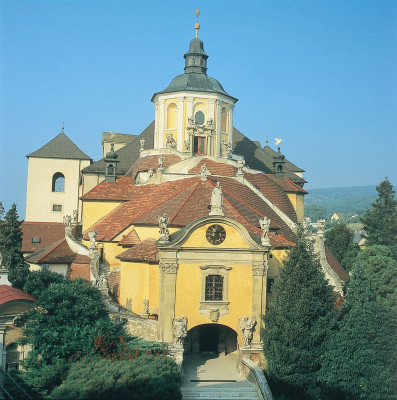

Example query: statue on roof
[158,156,165,170]
[140,138,145,152]
[209,182,224,216]
[222,140,232,158]
[166,133,176,148]
[158,213,170,243]
[259,216,271,246]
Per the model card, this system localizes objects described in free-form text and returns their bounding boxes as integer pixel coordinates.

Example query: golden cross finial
[195,9,200,38]
[61,122,64,133]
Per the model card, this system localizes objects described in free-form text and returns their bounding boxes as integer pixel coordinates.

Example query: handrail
[0,383,14,400]
[0,368,32,400]
[241,357,274,400]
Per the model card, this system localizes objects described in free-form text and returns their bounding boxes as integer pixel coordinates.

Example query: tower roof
[152,13,236,102]
[26,132,91,160]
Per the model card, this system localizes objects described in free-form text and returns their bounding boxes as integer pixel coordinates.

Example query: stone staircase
[181,381,259,399]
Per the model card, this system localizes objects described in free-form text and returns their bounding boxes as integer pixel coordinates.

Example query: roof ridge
[213,177,282,229]
[34,238,66,262]
[130,178,201,225]
[207,180,262,235]
[169,181,201,223]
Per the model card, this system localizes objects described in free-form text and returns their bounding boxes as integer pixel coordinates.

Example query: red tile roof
[22,222,65,254]
[325,246,349,281]
[66,263,91,280]
[0,285,35,306]
[269,176,308,194]
[84,175,295,248]
[118,229,141,246]
[81,176,136,201]
[25,239,91,265]
[117,238,159,262]
[126,154,183,179]
[244,173,298,221]
[188,158,237,176]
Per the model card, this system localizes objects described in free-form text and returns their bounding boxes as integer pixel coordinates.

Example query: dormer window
[32,237,41,244]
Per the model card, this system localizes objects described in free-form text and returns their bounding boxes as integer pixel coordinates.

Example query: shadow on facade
[185,324,237,356]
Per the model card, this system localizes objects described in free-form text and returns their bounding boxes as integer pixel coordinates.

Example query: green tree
[305,204,327,222]
[262,227,337,399]
[0,203,29,288]
[20,278,117,364]
[321,263,397,399]
[360,178,397,246]
[50,355,181,400]
[23,269,64,299]
[325,222,359,271]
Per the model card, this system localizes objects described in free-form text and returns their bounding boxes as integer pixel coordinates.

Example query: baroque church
[21,16,348,363]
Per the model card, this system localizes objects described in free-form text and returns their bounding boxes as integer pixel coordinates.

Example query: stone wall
[125,315,158,342]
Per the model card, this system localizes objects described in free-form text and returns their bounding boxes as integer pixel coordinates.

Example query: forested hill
[304,185,377,219]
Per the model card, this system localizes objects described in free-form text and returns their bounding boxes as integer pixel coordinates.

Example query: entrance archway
[186,324,237,356]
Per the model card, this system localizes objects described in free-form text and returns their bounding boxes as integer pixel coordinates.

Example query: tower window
[205,275,223,301]
[166,103,177,129]
[195,110,205,126]
[221,107,227,132]
[52,173,65,192]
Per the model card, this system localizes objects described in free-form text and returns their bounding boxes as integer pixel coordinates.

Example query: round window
[195,111,205,126]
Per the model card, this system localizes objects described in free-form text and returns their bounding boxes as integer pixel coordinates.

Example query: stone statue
[158,213,169,236]
[237,159,245,174]
[141,299,149,315]
[239,316,256,348]
[73,209,78,224]
[200,163,210,181]
[88,231,97,248]
[222,140,232,157]
[166,133,176,148]
[148,168,154,177]
[206,118,214,129]
[209,182,224,216]
[140,138,145,152]
[97,274,108,290]
[317,219,325,232]
[158,156,164,169]
[185,139,191,152]
[172,316,187,348]
[63,215,72,228]
[259,216,271,246]
[188,116,195,127]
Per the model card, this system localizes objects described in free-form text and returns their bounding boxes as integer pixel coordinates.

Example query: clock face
[206,224,226,245]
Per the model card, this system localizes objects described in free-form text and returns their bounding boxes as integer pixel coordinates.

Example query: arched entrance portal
[186,324,237,356]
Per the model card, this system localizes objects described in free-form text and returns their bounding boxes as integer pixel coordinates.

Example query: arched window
[6,343,20,371]
[52,172,65,192]
[166,103,177,129]
[221,107,228,132]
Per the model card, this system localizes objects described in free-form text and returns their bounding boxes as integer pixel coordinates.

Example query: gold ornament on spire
[195,8,200,38]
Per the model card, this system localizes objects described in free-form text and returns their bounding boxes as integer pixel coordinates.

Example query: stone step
[181,385,259,400]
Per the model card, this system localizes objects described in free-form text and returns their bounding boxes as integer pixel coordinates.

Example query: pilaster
[216,100,223,156]
[177,96,184,152]
[158,262,178,343]
[158,99,166,149]
[228,104,235,147]
[251,260,268,343]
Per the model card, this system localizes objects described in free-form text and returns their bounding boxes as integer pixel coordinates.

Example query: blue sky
[1,0,396,218]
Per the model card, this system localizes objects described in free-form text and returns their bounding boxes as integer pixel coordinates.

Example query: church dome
[151,36,237,102]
